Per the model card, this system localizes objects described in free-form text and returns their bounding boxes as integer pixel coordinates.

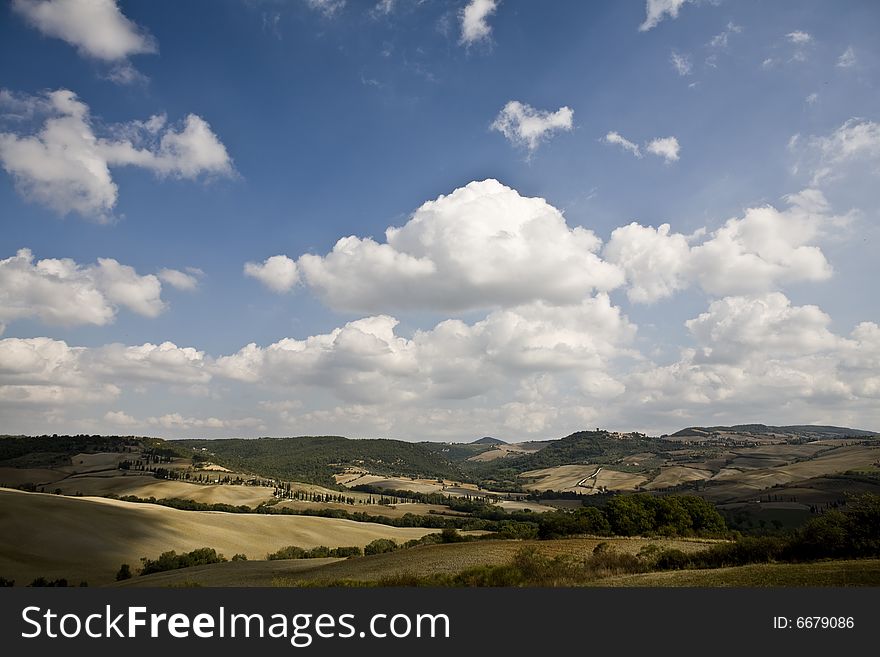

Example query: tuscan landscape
[1,1,878,592]
[2,424,878,587]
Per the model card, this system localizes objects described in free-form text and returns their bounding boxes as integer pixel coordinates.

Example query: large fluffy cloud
[261,180,623,312]
[0,337,118,405]
[12,0,157,61]
[603,223,691,303]
[491,101,573,153]
[0,89,234,220]
[605,189,835,302]
[628,293,880,421]
[5,289,880,438]
[213,293,636,404]
[0,248,166,332]
[0,337,209,406]
[684,293,841,363]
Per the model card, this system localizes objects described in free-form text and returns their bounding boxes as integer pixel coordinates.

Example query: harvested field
[494,500,556,513]
[0,488,437,586]
[520,465,646,493]
[643,466,713,490]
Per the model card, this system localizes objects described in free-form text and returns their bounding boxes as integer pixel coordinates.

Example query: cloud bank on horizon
[0,0,878,440]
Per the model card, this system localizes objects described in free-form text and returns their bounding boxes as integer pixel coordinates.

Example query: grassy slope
[592,559,880,587]
[112,537,714,588]
[125,538,880,589]
[0,488,436,586]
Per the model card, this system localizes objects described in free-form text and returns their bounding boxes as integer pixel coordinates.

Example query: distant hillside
[0,434,163,467]
[171,436,464,486]
[669,424,877,440]
[472,437,506,445]
[513,430,665,470]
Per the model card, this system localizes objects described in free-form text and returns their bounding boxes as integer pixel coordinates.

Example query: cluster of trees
[362,529,471,557]
[266,545,362,560]
[139,548,228,576]
[27,578,88,587]
[351,484,501,506]
[649,493,880,570]
[273,485,358,505]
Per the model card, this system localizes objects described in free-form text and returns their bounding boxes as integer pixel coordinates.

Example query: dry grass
[273,499,461,518]
[113,558,340,588]
[643,466,713,490]
[494,500,556,513]
[0,488,437,586]
[591,559,880,587]
[273,537,714,586]
[519,465,646,493]
[51,476,278,506]
[703,445,880,501]
[466,444,539,462]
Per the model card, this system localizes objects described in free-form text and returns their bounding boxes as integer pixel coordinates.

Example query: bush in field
[115,564,132,581]
[364,539,398,556]
[140,548,227,575]
[652,548,692,570]
[267,545,308,560]
[231,553,248,561]
[440,528,465,543]
[330,546,363,558]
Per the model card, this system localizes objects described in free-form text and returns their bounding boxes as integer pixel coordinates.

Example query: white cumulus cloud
[604,132,680,163]
[491,100,573,153]
[459,0,500,45]
[604,223,692,303]
[215,294,635,404]
[645,136,680,162]
[639,0,693,32]
[605,190,836,302]
[0,337,119,405]
[0,89,234,220]
[244,255,300,293]
[0,248,167,331]
[267,179,623,312]
[12,0,157,61]
[157,267,202,292]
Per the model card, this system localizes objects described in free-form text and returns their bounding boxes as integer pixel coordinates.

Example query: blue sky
[1,0,879,440]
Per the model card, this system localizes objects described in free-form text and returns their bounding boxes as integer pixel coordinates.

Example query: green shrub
[140,548,227,575]
[364,538,398,555]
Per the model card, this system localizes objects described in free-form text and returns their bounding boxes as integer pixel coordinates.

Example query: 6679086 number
[773,616,854,629]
